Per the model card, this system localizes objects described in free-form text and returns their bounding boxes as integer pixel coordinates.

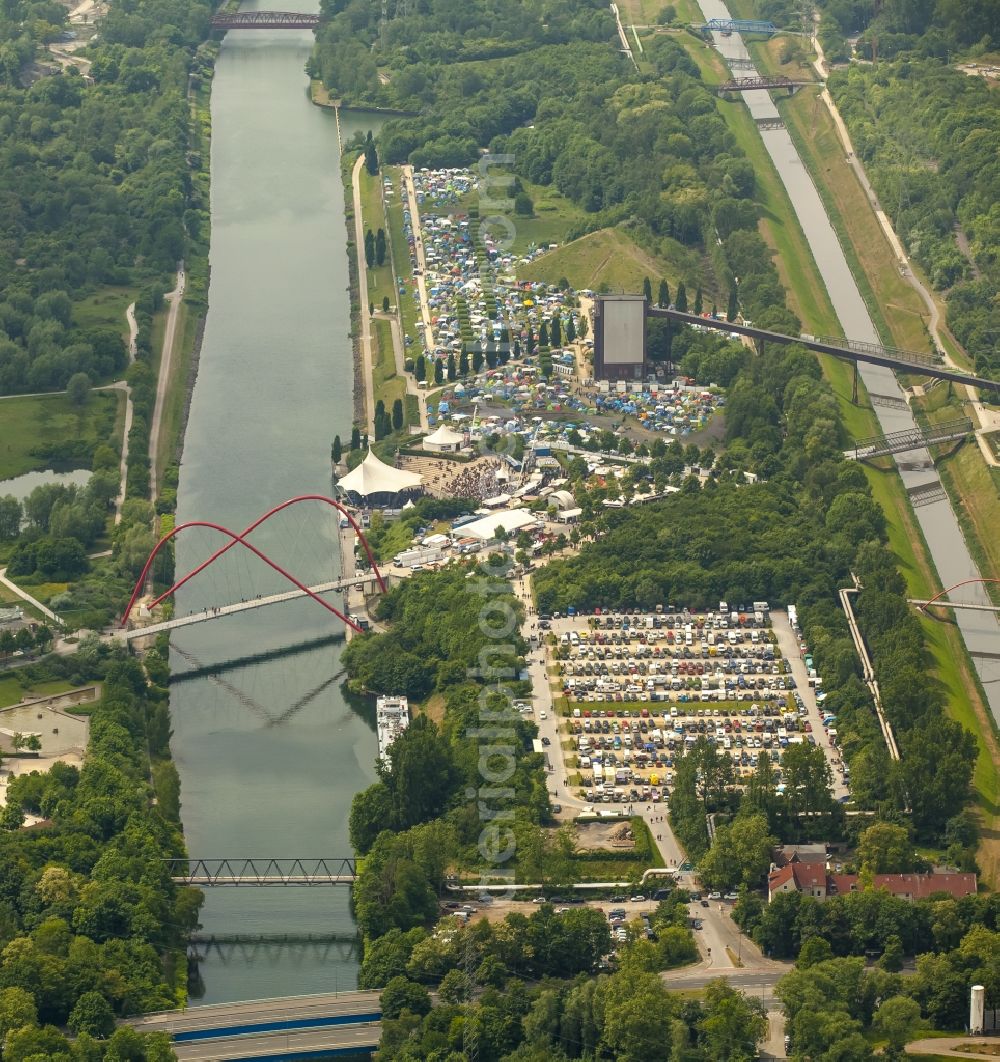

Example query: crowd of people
[403,455,515,501]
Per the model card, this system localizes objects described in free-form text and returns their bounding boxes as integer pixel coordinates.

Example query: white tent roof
[550,489,576,510]
[339,450,423,498]
[458,507,538,542]
[424,424,464,446]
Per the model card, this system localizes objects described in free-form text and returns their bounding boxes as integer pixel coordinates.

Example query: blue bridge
[700,18,777,36]
[128,990,382,1060]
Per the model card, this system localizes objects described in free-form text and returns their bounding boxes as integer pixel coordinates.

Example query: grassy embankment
[673,30,1000,880]
[519,227,702,296]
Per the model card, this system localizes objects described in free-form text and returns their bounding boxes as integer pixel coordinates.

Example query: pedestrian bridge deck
[121,572,384,641]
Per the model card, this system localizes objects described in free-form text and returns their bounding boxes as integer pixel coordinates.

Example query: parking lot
[541,607,850,805]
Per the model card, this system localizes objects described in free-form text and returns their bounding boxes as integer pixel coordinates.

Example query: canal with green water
[170,14,380,1004]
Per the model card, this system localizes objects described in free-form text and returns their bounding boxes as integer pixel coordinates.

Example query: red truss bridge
[210,11,321,30]
[120,495,386,639]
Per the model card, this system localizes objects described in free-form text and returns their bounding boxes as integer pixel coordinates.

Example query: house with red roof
[767,865,977,903]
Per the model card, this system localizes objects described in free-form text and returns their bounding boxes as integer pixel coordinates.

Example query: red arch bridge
[119,495,387,640]
[910,578,1000,615]
[210,11,320,30]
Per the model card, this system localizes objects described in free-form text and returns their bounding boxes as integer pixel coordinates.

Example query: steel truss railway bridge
[699,17,776,35]
[647,308,1000,396]
[210,11,320,29]
[718,75,811,95]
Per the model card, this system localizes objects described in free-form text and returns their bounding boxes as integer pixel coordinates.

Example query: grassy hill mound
[517,227,701,295]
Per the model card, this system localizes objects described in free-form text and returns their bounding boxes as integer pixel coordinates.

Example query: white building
[376,695,409,766]
[422,424,465,453]
[455,508,539,543]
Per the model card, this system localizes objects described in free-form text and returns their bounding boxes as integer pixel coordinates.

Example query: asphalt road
[770,610,849,801]
[127,990,381,1037]
[171,1023,381,1060]
[147,265,185,501]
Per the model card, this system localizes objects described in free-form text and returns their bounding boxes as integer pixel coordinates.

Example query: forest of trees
[0,0,212,395]
[829,59,1000,376]
[810,0,1000,63]
[0,640,200,1059]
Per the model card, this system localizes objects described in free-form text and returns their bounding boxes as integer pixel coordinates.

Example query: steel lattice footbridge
[848,417,974,461]
[168,858,358,886]
[647,309,1000,393]
[699,17,776,36]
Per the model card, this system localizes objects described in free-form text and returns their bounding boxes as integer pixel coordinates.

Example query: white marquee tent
[422,424,465,453]
[338,450,423,507]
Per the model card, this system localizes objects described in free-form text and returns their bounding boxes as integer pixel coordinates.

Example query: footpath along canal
[168,10,383,1002]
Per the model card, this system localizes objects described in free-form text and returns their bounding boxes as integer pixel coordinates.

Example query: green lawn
[0,390,122,480]
[385,169,420,348]
[495,179,590,258]
[620,0,700,24]
[0,676,76,709]
[372,318,406,414]
[71,286,136,335]
[358,166,396,310]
